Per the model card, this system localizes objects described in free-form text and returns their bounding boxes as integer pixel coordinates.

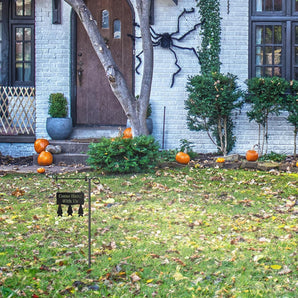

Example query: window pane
[24,42,31,61]
[102,10,109,29]
[0,23,2,40]
[24,28,31,41]
[114,20,121,39]
[16,0,23,16]
[16,42,23,61]
[296,26,298,44]
[256,26,263,44]
[0,2,2,21]
[24,63,31,81]
[274,47,282,64]
[15,63,23,81]
[24,0,32,16]
[296,47,298,64]
[256,66,262,77]
[273,0,282,11]
[265,46,272,64]
[256,0,262,11]
[296,0,298,12]
[295,68,298,80]
[274,25,281,44]
[16,28,23,41]
[265,0,273,11]
[256,46,263,64]
[265,26,272,43]
[264,67,272,76]
[274,67,281,76]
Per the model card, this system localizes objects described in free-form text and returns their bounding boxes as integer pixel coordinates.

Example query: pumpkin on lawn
[175,152,190,164]
[123,127,133,139]
[246,145,259,161]
[34,138,49,153]
[37,151,53,166]
[37,167,46,174]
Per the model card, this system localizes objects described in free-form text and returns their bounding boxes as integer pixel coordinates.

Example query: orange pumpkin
[34,139,49,154]
[216,157,225,163]
[37,167,45,174]
[246,150,258,161]
[123,127,133,139]
[37,151,53,166]
[296,161,298,167]
[175,152,190,164]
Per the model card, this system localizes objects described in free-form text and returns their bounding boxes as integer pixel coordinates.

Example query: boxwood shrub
[87,135,160,173]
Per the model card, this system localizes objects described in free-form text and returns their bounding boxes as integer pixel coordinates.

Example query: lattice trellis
[0,86,36,136]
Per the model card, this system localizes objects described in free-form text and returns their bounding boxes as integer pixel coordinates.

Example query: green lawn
[0,168,297,297]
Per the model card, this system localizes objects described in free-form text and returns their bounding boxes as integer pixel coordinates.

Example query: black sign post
[53,176,99,268]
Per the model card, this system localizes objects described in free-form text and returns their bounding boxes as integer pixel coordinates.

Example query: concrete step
[49,140,91,154]
[70,126,125,139]
[34,152,89,166]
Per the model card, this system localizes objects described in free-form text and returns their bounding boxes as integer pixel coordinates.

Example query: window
[113,19,121,39]
[0,0,35,86]
[250,0,297,80]
[101,10,109,29]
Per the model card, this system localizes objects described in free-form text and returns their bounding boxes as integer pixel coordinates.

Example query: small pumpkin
[296,161,298,167]
[123,127,133,139]
[37,151,53,166]
[37,167,45,174]
[34,138,49,154]
[175,152,190,164]
[216,157,225,163]
[246,145,259,161]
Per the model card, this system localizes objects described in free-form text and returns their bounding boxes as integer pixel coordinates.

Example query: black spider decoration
[129,8,204,88]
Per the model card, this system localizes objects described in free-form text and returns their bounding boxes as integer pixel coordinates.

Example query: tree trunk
[64,0,153,137]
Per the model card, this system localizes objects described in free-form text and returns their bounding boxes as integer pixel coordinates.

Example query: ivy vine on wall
[196,0,221,74]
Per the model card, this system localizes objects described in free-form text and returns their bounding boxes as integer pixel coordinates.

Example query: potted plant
[46,93,73,140]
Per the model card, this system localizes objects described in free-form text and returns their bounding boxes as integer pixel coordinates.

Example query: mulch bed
[0,152,33,166]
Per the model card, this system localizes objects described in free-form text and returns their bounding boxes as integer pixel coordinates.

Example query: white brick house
[0,0,297,157]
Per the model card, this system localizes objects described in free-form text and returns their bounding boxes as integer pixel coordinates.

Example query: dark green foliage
[246,77,289,155]
[48,93,68,118]
[284,80,298,157]
[87,135,160,173]
[185,72,243,155]
[197,0,221,74]
[179,139,197,159]
[259,151,287,162]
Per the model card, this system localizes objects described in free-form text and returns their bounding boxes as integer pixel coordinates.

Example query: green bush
[185,72,243,156]
[87,135,160,173]
[48,93,68,118]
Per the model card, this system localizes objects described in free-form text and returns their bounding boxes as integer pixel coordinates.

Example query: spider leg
[171,8,195,37]
[150,26,161,40]
[135,50,143,75]
[172,19,205,41]
[172,44,200,61]
[169,47,181,88]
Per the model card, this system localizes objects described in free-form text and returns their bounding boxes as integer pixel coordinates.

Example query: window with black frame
[250,0,298,80]
[0,0,35,86]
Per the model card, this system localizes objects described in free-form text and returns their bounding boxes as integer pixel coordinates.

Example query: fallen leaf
[271,265,282,270]
[130,272,141,282]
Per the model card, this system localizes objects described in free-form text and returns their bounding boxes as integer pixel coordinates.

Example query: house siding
[1,0,296,157]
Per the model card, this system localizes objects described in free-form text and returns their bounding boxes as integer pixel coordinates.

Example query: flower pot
[126,118,153,134]
[46,117,73,140]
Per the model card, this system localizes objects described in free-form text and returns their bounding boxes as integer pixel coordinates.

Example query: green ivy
[196,0,221,75]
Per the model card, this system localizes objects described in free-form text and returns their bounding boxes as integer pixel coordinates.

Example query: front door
[76,0,133,126]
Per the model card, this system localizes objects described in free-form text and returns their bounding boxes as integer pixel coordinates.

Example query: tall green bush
[185,72,243,156]
[87,135,160,173]
[246,77,289,156]
[48,93,68,118]
[284,80,298,157]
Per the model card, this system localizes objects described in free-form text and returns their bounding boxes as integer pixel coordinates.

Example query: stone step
[34,152,89,166]
[49,140,91,154]
[70,126,125,139]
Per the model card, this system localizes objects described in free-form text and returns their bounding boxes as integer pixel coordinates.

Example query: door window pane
[113,20,121,39]
[0,2,2,21]
[15,0,33,17]
[256,0,282,12]
[296,0,298,12]
[101,10,109,28]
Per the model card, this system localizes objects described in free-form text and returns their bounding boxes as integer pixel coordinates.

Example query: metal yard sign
[56,192,85,216]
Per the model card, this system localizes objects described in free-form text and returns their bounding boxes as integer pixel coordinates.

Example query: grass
[0,168,297,297]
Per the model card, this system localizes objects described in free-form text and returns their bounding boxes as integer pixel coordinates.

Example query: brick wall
[35,0,72,139]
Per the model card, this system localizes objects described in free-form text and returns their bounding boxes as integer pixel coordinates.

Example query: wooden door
[76,0,133,126]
